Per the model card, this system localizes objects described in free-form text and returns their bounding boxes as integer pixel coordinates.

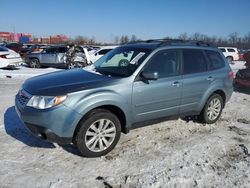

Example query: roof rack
[144,38,214,47]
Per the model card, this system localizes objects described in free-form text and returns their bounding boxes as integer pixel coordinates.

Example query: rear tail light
[229,70,234,79]
[0,54,8,59]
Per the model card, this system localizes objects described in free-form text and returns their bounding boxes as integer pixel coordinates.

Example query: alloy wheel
[207,98,222,121]
[84,119,116,152]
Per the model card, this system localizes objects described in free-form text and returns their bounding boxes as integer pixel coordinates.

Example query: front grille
[16,89,32,107]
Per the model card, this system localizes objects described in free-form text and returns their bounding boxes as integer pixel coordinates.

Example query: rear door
[132,49,182,122]
[56,47,67,64]
[180,48,211,114]
[40,48,57,64]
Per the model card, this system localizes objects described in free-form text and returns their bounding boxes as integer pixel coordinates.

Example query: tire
[29,58,41,68]
[199,94,224,124]
[75,109,121,157]
[226,56,233,64]
[67,62,76,69]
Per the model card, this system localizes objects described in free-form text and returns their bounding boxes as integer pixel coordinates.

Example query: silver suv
[15,39,234,157]
[26,46,67,68]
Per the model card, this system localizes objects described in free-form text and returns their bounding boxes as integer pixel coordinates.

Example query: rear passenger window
[182,49,207,74]
[227,48,236,52]
[205,50,225,70]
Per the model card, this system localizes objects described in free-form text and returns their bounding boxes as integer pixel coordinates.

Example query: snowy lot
[0,62,250,188]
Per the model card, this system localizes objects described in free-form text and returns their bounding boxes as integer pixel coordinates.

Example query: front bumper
[15,94,82,144]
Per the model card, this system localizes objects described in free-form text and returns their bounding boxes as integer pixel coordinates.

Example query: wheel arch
[73,104,128,141]
[198,88,227,112]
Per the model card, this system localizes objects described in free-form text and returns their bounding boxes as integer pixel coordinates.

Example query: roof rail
[144,38,214,47]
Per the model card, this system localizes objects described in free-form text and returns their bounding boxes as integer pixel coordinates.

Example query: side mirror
[141,71,158,80]
[42,50,46,54]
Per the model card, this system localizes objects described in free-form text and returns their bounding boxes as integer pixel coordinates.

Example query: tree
[228,32,238,45]
[130,35,137,42]
[178,33,188,40]
[120,35,129,44]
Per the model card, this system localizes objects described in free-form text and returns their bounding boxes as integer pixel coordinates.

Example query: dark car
[235,68,250,88]
[5,43,22,53]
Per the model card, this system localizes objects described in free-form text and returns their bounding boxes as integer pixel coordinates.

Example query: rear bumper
[234,78,250,88]
[0,58,23,68]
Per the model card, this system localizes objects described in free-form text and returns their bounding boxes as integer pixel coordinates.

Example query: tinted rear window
[219,48,226,52]
[205,50,225,70]
[182,49,207,74]
[0,46,9,52]
[227,48,236,52]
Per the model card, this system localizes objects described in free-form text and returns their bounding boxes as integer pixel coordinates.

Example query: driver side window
[144,50,179,78]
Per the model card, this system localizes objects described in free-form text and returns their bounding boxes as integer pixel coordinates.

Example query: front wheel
[199,94,224,124]
[75,109,121,157]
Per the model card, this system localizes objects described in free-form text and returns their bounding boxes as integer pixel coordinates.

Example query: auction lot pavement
[0,64,250,188]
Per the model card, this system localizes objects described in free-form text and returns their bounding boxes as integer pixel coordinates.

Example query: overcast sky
[1,0,250,42]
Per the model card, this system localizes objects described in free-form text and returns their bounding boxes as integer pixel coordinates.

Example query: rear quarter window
[205,50,225,70]
[227,48,236,52]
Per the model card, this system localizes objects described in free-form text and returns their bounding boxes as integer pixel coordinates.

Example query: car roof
[122,39,216,50]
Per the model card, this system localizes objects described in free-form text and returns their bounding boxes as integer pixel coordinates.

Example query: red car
[234,51,250,88]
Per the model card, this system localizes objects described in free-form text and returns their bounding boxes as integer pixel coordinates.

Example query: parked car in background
[0,46,23,68]
[244,50,250,68]
[20,44,46,57]
[25,46,68,68]
[89,46,118,63]
[238,49,248,61]
[5,42,22,53]
[15,39,233,157]
[218,47,239,63]
[235,68,250,88]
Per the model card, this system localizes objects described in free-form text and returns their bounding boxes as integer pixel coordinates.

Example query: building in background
[0,31,69,44]
[0,32,32,43]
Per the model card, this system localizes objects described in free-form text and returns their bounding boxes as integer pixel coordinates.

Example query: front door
[132,49,182,123]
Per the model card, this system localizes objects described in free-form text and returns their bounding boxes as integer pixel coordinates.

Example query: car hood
[23,69,116,96]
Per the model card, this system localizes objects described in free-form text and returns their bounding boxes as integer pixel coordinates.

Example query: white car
[0,46,23,68]
[218,47,239,62]
[89,46,118,63]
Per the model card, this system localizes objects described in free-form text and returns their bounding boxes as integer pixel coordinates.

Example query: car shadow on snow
[233,85,250,95]
[4,106,56,148]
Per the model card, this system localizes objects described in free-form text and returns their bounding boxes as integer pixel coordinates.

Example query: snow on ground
[0,64,250,188]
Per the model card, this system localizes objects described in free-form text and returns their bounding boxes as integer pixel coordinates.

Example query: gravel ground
[0,64,250,188]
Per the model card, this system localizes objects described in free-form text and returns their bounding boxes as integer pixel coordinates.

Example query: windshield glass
[94,47,152,77]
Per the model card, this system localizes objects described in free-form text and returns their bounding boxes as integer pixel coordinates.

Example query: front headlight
[27,95,67,109]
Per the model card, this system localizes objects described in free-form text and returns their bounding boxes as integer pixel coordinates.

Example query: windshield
[94,47,152,77]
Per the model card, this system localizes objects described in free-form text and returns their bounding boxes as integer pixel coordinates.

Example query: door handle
[207,76,214,81]
[172,81,181,87]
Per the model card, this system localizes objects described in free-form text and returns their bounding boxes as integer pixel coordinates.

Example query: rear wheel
[199,94,224,124]
[29,58,41,68]
[75,109,121,157]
